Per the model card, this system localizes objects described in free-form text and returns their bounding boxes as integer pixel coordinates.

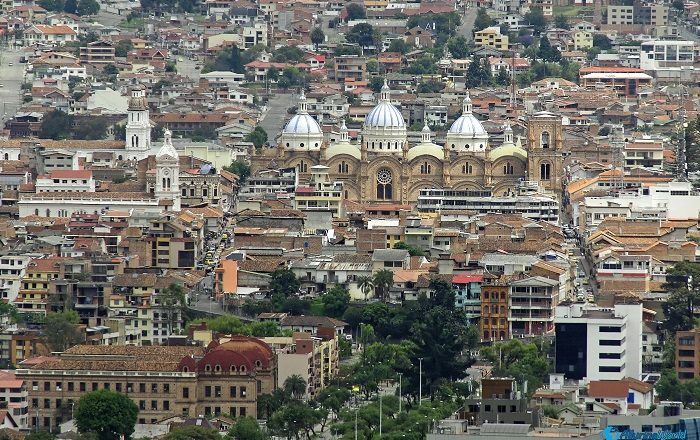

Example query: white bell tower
[155,129,181,211]
[125,85,152,160]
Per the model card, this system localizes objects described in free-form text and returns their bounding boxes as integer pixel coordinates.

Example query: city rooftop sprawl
[2,0,700,438]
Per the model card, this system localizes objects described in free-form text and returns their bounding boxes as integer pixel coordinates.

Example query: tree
[310,27,325,50]
[164,426,221,440]
[76,0,99,15]
[672,0,685,10]
[63,0,77,13]
[39,110,73,140]
[473,8,494,33]
[272,46,305,63]
[45,310,82,352]
[74,118,108,140]
[393,241,424,256]
[417,79,445,94]
[592,33,612,50]
[366,59,378,73]
[495,67,510,86]
[404,54,437,74]
[345,3,366,20]
[407,12,461,45]
[368,76,384,92]
[465,56,491,88]
[283,375,307,400]
[345,23,376,51]
[357,276,374,301]
[322,286,350,318]
[103,64,119,76]
[226,416,265,440]
[159,283,186,339]
[553,14,570,29]
[524,7,546,34]
[75,390,138,440]
[447,35,470,59]
[268,401,321,440]
[269,268,300,297]
[538,36,561,62]
[372,269,393,302]
[388,39,410,54]
[223,160,251,182]
[245,126,268,149]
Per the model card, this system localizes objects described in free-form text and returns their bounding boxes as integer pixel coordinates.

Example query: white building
[640,40,695,70]
[0,371,28,430]
[155,130,182,212]
[578,181,700,230]
[35,170,96,193]
[554,302,643,382]
[24,25,77,45]
[125,84,152,160]
[0,255,31,303]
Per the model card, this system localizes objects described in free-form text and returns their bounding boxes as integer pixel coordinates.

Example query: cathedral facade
[250,81,563,204]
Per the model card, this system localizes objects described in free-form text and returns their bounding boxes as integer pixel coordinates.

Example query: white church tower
[125,84,152,160]
[155,129,181,211]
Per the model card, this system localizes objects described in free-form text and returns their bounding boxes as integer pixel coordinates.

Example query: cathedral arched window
[451,144,455,149]
[540,162,551,180]
[46,209,50,217]
[286,143,290,147]
[339,161,349,174]
[541,131,550,149]
[503,162,514,175]
[420,162,432,175]
[298,161,308,173]
[371,142,375,149]
[314,143,318,147]
[300,143,305,148]
[3,153,7,160]
[34,209,39,216]
[376,168,392,200]
[462,163,473,174]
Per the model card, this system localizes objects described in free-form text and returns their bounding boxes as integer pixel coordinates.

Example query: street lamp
[418,357,423,406]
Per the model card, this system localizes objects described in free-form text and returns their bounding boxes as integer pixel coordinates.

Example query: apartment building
[480,276,510,341]
[675,328,700,381]
[596,254,652,293]
[331,55,367,82]
[509,276,559,338]
[474,27,509,51]
[79,40,115,66]
[294,166,345,218]
[15,257,62,315]
[640,40,695,70]
[623,139,664,171]
[35,170,96,193]
[145,215,201,269]
[0,371,28,430]
[17,340,276,431]
[555,302,643,382]
[0,255,31,303]
[607,5,634,25]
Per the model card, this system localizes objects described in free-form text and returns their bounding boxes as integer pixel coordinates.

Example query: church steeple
[298,90,308,114]
[421,123,432,143]
[380,79,391,102]
[462,91,473,114]
[504,123,513,144]
[340,119,349,142]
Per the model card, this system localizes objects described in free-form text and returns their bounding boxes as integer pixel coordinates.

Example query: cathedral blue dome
[364,101,406,129]
[283,113,322,135]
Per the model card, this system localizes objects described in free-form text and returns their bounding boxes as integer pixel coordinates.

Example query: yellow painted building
[474,27,509,51]
[15,257,61,315]
[574,31,593,50]
[363,0,389,9]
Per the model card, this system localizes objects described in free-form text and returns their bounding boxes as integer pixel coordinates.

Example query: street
[176,58,201,81]
[0,49,24,121]
[258,93,295,146]
[458,5,479,41]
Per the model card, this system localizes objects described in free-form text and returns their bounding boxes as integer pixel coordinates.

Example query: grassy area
[119,17,144,30]
[310,298,325,316]
[552,5,594,17]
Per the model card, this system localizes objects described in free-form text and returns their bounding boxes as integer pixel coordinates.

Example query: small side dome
[156,129,178,160]
[283,90,322,135]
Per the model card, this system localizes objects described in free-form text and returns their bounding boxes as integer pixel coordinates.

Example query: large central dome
[364,80,405,129]
[283,91,322,135]
[448,92,487,136]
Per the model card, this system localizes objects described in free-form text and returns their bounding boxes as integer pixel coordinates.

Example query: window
[338,161,349,174]
[92,383,98,391]
[215,386,222,397]
[68,382,74,392]
[376,168,393,200]
[140,383,146,393]
[80,382,86,392]
[298,160,308,173]
[183,387,189,398]
[503,162,514,175]
[44,399,50,409]
[139,400,146,410]
[240,387,247,398]
[420,162,432,174]
[163,384,170,393]
[230,386,236,398]
[599,366,622,373]
[462,163,473,174]
[540,162,551,180]
[151,400,157,410]
[240,407,246,417]
[152,384,158,393]
[205,386,211,397]
[541,131,550,149]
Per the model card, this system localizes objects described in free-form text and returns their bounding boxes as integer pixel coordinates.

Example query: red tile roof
[588,380,629,398]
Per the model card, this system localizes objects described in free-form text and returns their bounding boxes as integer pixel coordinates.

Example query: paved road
[94,6,126,27]
[176,58,201,81]
[0,49,24,122]
[258,93,296,146]
[458,5,479,41]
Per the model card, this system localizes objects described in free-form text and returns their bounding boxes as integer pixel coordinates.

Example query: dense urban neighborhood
[0,0,699,438]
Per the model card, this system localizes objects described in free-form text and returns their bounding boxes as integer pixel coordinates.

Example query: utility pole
[419,357,423,406]
[379,392,382,438]
[398,372,403,413]
[354,409,358,440]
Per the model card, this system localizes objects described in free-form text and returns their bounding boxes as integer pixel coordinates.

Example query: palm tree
[357,276,374,301]
[372,269,394,302]
[283,374,307,400]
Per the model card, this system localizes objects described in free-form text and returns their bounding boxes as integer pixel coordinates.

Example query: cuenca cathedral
[250,80,564,203]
